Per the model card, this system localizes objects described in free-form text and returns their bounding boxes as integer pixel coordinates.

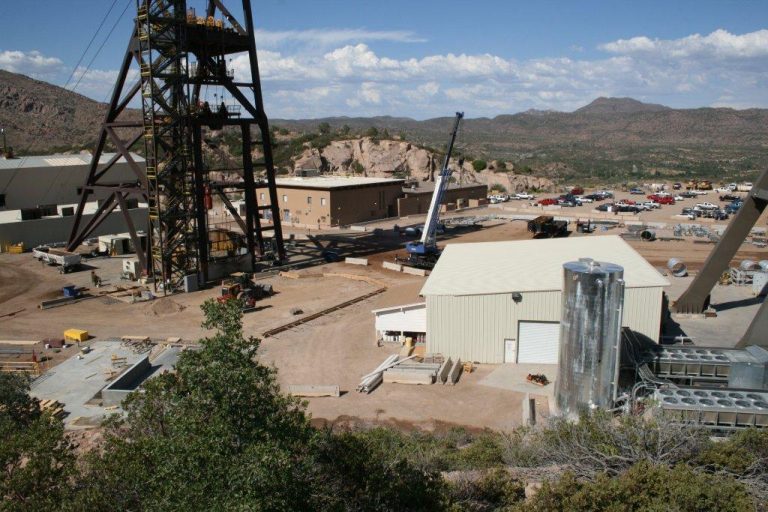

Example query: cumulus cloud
[600,29,768,60]
[0,49,65,78]
[5,27,768,119]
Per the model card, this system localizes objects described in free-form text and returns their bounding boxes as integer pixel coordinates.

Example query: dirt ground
[2,199,764,431]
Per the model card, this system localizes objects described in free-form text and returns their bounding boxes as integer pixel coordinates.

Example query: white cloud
[6,27,768,120]
[600,29,768,60]
[0,49,64,78]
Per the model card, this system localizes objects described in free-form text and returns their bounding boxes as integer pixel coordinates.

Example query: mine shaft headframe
[66,0,286,293]
[673,167,768,347]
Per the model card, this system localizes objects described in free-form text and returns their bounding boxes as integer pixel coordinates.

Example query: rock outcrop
[291,137,557,192]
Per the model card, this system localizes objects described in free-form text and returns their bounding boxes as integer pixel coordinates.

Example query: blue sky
[1,0,767,118]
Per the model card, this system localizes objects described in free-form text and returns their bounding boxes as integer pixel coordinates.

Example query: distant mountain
[575,97,671,114]
[1,70,767,182]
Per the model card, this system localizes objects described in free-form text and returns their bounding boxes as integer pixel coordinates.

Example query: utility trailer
[32,246,82,273]
[527,216,568,238]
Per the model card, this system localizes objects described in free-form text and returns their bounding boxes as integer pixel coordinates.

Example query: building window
[307,196,312,205]
[282,194,288,203]
[320,197,326,206]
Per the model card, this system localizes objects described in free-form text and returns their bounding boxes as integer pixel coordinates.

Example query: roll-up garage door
[517,321,560,364]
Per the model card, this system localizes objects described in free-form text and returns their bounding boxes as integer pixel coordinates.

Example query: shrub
[522,462,753,512]
[472,159,487,172]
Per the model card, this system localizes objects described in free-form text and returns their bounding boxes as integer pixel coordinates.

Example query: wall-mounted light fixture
[512,292,523,303]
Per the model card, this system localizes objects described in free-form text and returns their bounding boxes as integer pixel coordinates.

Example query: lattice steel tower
[68,0,286,293]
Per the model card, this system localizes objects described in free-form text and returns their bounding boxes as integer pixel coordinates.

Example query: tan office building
[258,176,405,228]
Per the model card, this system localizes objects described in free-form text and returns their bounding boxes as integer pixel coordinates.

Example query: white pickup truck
[32,246,82,273]
[515,192,535,200]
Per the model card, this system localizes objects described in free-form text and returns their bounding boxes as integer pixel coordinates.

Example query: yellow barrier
[63,329,89,343]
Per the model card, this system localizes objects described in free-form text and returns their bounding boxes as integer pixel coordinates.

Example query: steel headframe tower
[67,0,286,293]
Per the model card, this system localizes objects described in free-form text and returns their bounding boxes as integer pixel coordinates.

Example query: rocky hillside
[0,70,110,153]
[2,69,767,182]
[290,137,556,193]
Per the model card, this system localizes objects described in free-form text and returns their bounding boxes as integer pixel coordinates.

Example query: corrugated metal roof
[275,176,403,189]
[420,235,669,296]
[0,153,144,171]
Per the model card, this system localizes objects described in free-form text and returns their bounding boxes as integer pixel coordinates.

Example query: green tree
[0,373,75,511]
[351,160,365,174]
[72,300,442,511]
[472,159,487,172]
[340,124,351,136]
[318,122,331,135]
[365,126,379,138]
[490,184,507,193]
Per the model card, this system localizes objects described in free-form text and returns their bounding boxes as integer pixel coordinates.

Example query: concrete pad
[345,257,369,266]
[402,266,428,277]
[30,341,143,428]
[480,363,557,400]
[382,261,402,272]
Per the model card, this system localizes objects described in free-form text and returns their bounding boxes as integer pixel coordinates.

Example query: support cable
[63,0,121,90]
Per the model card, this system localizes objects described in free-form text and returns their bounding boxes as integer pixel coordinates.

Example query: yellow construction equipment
[63,329,88,343]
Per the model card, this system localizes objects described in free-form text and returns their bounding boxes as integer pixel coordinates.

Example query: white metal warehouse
[420,235,669,364]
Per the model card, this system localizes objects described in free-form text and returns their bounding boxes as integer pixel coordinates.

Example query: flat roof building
[420,235,669,364]
[257,176,405,228]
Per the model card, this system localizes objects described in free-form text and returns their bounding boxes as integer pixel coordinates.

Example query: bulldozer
[218,272,273,311]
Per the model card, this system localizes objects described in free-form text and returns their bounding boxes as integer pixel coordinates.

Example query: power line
[71,0,132,94]
[63,0,121,91]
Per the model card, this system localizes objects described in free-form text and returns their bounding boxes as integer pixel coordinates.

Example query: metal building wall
[426,287,662,363]
[0,161,137,209]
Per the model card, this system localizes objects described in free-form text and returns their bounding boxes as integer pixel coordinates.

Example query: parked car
[558,199,577,207]
[680,191,697,198]
[696,202,718,210]
[725,202,743,214]
[642,201,661,209]
[681,207,694,215]
[672,182,682,190]
[719,194,741,202]
[715,187,732,194]
[570,186,585,196]
[674,195,685,201]
[629,187,644,195]
[538,198,559,206]
[576,195,593,203]
[515,192,535,200]
[711,210,729,221]
[616,204,641,213]
[596,203,613,212]
[647,194,674,205]
[584,193,604,201]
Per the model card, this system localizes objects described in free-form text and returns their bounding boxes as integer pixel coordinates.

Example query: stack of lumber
[38,399,66,419]
[383,362,441,385]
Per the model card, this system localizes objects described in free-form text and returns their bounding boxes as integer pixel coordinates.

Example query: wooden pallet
[38,399,66,419]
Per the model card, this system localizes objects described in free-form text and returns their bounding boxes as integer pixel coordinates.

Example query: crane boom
[419,111,464,248]
[402,112,463,267]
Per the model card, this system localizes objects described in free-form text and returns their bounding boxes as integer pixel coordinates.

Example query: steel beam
[736,298,768,348]
[674,167,768,314]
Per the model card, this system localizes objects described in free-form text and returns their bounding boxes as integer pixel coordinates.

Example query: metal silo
[555,258,625,417]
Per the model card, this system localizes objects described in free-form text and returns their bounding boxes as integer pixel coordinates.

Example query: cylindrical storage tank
[741,260,757,271]
[640,229,656,241]
[556,259,625,418]
[759,260,768,272]
[667,258,687,277]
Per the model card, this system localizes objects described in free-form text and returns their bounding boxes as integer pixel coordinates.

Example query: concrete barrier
[382,261,403,272]
[345,257,369,266]
[402,266,429,277]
